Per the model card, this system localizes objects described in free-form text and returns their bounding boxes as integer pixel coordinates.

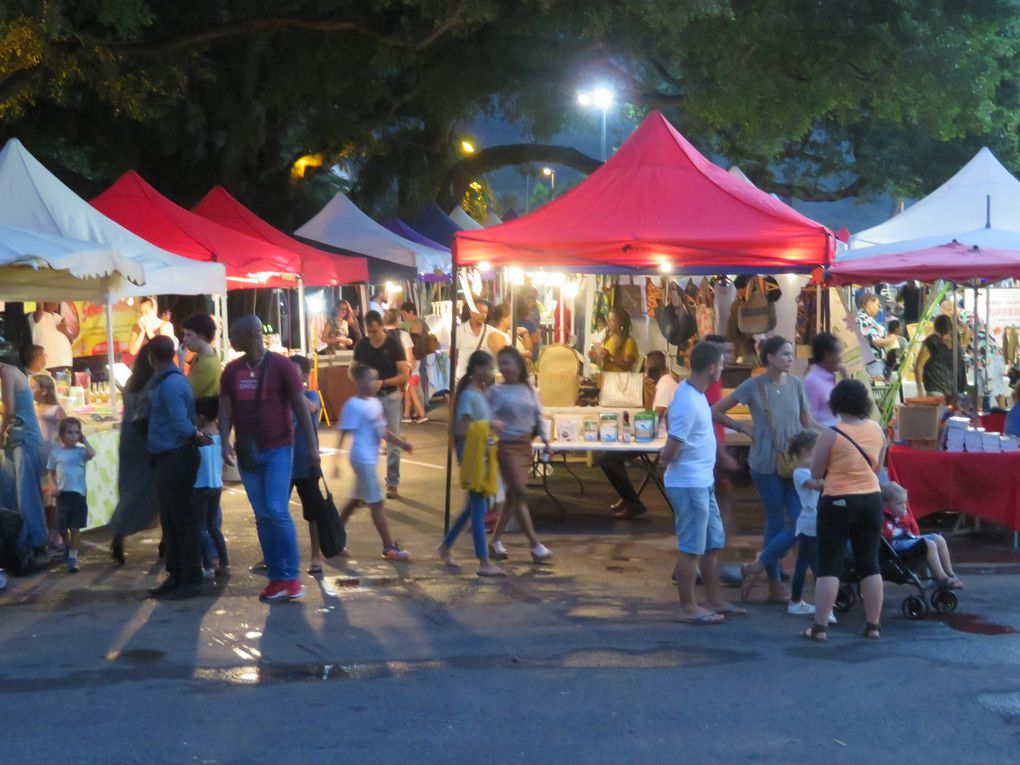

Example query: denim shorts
[667,485,725,555]
[351,461,383,504]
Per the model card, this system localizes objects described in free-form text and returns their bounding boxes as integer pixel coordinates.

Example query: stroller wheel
[931,588,959,614]
[902,594,928,619]
[834,584,857,613]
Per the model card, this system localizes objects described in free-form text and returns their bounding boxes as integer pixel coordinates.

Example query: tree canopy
[2,0,1018,228]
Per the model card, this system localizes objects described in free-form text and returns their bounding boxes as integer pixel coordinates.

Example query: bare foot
[437,545,460,568]
[677,606,725,625]
[740,561,763,601]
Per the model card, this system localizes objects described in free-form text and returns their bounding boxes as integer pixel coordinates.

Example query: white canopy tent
[296,192,450,277]
[449,206,484,231]
[0,139,226,297]
[0,224,144,301]
[1,224,147,411]
[850,147,1020,250]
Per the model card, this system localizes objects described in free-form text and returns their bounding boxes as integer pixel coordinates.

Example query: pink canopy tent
[93,172,302,288]
[193,186,368,286]
[827,241,1020,285]
[455,111,835,273]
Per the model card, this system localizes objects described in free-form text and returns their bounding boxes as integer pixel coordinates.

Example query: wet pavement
[3,413,1020,763]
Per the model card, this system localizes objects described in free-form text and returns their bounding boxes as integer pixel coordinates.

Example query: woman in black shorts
[805,379,887,642]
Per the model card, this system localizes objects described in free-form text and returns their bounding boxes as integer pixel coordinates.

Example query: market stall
[443,110,835,528]
[0,139,227,530]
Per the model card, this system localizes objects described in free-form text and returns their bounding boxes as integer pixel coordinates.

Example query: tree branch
[437,144,602,210]
[96,11,467,56]
[766,177,864,202]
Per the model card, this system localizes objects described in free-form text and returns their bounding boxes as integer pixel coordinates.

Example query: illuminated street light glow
[577,92,592,106]
[460,140,476,154]
[591,87,614,110]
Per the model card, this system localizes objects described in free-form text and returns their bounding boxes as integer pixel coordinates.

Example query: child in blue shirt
[194,397,227,577]
[47,417,95,573]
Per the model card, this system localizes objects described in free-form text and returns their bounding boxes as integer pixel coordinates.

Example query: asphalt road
[2,418,1020,764]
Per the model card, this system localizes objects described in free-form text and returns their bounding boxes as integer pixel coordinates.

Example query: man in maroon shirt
[220,314,319,602]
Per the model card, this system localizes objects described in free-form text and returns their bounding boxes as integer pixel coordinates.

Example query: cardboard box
[898,404,943,442]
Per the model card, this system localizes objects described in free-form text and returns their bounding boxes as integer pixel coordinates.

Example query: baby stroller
[834,537,959,620]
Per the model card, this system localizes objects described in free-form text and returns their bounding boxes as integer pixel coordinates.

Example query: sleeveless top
[822,419,884,497]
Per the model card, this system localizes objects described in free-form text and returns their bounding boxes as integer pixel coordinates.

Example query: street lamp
[460,140,476,155]
[542,166,555,192]
[577,87,615,161]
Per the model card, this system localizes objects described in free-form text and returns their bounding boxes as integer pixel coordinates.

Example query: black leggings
[817,492,883,579]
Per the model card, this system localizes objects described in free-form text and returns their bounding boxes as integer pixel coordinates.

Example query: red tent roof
[455,112,834,272]
[828,241,1020,285]
[92,172,302,286]
[193,186,367,286]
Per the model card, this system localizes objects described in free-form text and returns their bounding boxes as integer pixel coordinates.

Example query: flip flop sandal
[677,611,725,625]
[713,605,748,616]
[307,565,323,576]
[863,622,881,640]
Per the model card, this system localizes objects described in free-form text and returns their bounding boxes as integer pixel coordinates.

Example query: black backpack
[0,507,28,575]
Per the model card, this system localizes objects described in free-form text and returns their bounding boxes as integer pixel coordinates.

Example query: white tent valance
[1,224,144,301]
[0,139,226,296]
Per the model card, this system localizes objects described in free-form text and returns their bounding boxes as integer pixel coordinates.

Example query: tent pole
[951,283,959,403]
[104,298,119,415]
[297,277,307,356]
[986,285,993,408]
[222,294,231,361]
[559,283,565,344]
[973,284,982,411]
[443,253,459,535]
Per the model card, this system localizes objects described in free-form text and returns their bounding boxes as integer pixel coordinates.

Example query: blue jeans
[790,534,819,602]
[196,487,228,568]
[239,446,299,581]
[750,469,802,581]
[380,391,402,488]
[443,491,488,559]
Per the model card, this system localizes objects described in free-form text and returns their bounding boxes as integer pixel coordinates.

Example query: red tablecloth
[887,444,1020,532]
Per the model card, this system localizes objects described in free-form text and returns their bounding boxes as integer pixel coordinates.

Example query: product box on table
[897,402,944,442]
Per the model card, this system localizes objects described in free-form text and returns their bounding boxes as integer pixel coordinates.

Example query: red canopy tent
[828,241,1020,285]
[454,112,834,273]
[93,172,302,287]
[193,186,368,286]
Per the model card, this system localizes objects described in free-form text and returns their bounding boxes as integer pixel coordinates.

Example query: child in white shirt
[339,365,413,560]
[47,417,95,572]
[788,431,834,623]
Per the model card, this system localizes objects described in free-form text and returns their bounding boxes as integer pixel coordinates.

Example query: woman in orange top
[805,379,886,642]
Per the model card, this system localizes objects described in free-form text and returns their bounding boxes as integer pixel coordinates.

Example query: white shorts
[352,461,383,504]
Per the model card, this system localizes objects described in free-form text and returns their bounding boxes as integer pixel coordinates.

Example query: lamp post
[542,166,556,193]
[577,87,614,161]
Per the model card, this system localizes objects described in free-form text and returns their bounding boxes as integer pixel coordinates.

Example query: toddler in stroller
[834,482,961,619]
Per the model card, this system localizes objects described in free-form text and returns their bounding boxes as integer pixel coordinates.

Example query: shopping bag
[315,474,347,559]
[614,276,644,318]
[738,277,776,334]
[599,371,645,408]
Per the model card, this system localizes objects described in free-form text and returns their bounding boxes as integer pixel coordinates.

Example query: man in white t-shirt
[453,299,491,381]
[661,341,742,624]
[601,351,677,519]
[29,302,74,370]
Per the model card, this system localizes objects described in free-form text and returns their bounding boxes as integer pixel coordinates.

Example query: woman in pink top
[805,379,886,642]
[802,333,843,428]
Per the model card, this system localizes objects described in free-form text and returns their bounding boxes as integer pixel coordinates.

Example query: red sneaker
[260,580,306,602]
[259,581,288,601]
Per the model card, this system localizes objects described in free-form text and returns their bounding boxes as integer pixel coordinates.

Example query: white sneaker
[827,611,838,625]
[491,540,508,557]
[787,601,816,616]
[531,543,552,562]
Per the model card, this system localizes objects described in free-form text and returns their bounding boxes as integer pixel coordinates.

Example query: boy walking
[47,417,95,573]
[661,341,743,623]
[339,365,414,560]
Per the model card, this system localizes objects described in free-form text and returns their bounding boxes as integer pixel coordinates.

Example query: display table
[886,444,1020,533]
[532,438,668,517]
[317,351,357,424]
[81,417,121,530]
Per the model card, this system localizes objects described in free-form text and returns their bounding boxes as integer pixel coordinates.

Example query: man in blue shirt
[146,335,204,599]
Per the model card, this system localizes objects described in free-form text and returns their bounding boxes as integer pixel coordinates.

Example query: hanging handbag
[315,471,348,558]
[599,371,645,408]
[738,277,777,335]
[655,281,697,346]
[614,275,644,319]
[645,277,664,317]
[696,278,716,339]
[758,375,800,479]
